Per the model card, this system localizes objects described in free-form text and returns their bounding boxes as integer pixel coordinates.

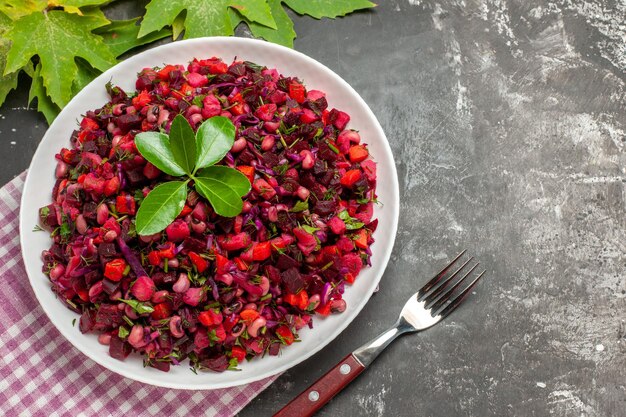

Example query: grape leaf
[171,12,185,40]
[230,0,276,29]
[134,132,186,177]
[0,0,46,20]
[96,18,172,58]
[79,5,109,26]
[139,0,233,39]
[139,0,276,39]
[195,116,235,170]
[72,58,100,95]
[194,166,251,217]
[0,0,111,19]
[168,114,197,175]
[230,0,295,47]
[28,63,60,124]
[0,12,19,106]
[283,0,376,19]
[4,10,116,107]
[135,181,188,236]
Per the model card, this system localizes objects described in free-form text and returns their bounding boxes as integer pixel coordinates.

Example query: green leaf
[301,224,319,234]
[345,220,364,230]
[139,0,234,39]
[171,11,185,39]
[0,12,19,106]
[96,17,172,58]
[118,326,130,339]
[283,0,376,19]
[289,199,309,213]
[135,181,188,235]
[54,0,113,9]
[195,116,235,170]
[230,0,276,29]
[134,132,186,177]
[72,58,100,96]
[338,210,351,221]
[194,166,251,217]
[169,114,197,175]
[233,0,295,48]
[337,209,364,229]
[118,299,155,315]
[28,63,60,124]
[4,10,116,107]
[79,5,110,26]
[0,0,46,20]
[0,1,112,19]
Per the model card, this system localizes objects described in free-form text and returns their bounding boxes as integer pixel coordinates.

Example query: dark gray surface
[2,1,625,416]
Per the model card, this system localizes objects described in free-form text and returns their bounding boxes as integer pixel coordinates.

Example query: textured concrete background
[1,1,624,416]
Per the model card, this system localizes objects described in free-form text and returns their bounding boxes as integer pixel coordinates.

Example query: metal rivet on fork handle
[308,391,319,402]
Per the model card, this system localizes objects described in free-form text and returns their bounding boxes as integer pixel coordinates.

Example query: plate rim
[19,36,399,390]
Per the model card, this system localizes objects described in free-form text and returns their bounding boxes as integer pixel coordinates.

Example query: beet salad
[39,56,378,373]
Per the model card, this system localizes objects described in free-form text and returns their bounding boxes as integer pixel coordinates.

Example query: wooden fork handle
[273,354,366,417]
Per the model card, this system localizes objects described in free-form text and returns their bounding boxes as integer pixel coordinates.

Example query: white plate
[19,37,399,390]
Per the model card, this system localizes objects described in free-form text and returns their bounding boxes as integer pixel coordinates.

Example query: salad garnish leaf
[134,116,250,235]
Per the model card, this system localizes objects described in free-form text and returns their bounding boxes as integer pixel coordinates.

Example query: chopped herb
[118,298,155,314]
[118,326,130,339]
[289,199,309,213]
[192,94,205,108]
[227,357,241,371]
[273,163,289,175]
[326,141,340,154]
[337,209,365,230]
[301,224,319,234]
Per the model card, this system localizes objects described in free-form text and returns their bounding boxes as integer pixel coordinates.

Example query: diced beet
[98,242,117,263]
[317,141,338,161]
[101,278,121,295]
[200,355,230,372]
[269,342,281,356]
[275,254,300,271]
[152,271,177,286]
[313,200,337,216]
[79,309,96,333]
[125,168,146,186]
[109,335,132,361]
[94,304,123,331]
[115,113,142,133]
[182,236,206,253]
[84,270,102,286]
[281,267,304,294]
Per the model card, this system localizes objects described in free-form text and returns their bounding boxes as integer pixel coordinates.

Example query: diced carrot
[237,165,255,183]
[354,229,368,249]
[340,169,361,187]
[240,309,260,324]
[288,82,306,103]
[348,145,369,163]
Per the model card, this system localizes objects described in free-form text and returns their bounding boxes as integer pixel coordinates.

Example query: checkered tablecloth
[0,172,277,416]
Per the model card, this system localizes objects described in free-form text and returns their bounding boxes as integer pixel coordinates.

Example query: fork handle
[273,354,365,417]
[274,321,410,417]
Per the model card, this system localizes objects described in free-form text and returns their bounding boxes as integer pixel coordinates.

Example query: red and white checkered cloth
[0,172,277,416]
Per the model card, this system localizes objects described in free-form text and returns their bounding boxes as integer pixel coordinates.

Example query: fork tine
[416,250,466,301]
[425,262,478,309]
[420,256,474,304]
[433,269,486,318]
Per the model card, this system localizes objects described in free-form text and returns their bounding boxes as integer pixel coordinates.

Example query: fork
[274,250,486,417]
